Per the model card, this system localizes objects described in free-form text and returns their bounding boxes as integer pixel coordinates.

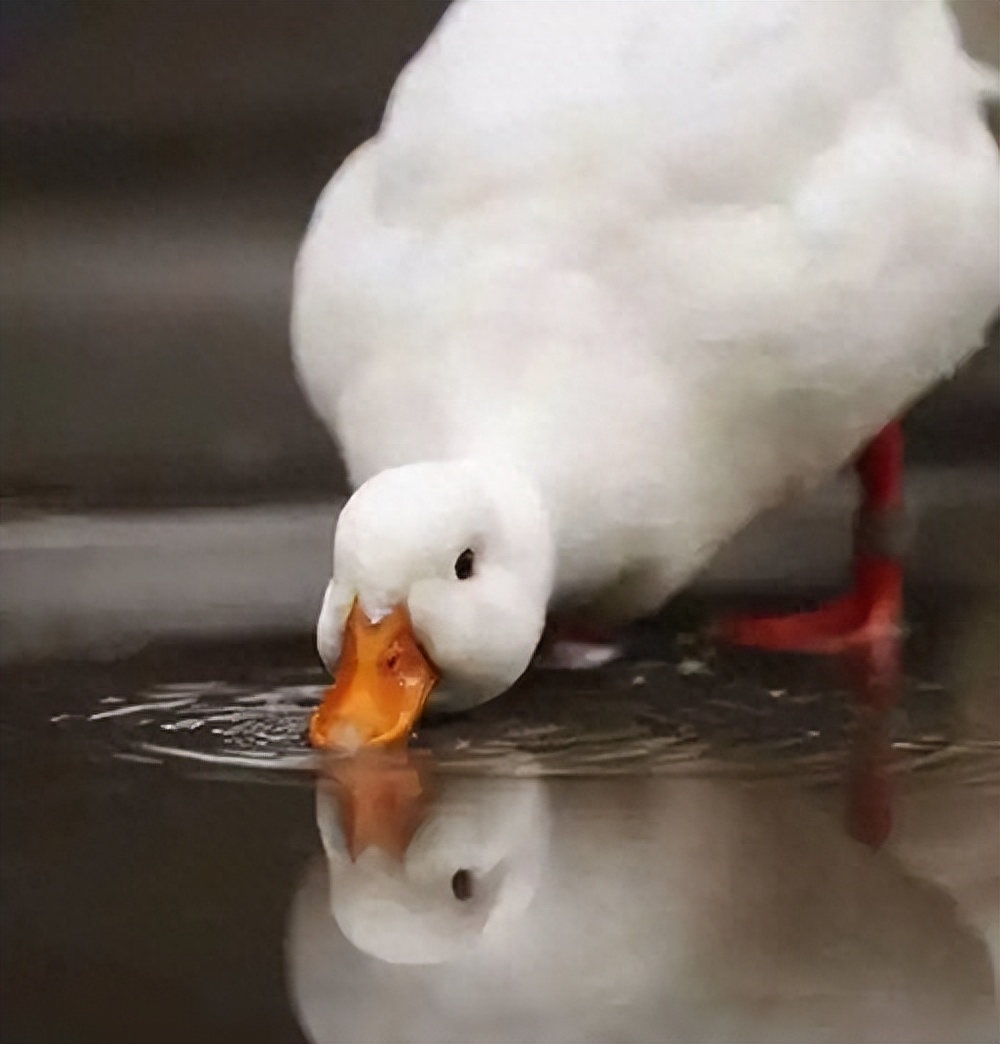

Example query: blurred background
[0,0,997,661]
[1,0,452,509]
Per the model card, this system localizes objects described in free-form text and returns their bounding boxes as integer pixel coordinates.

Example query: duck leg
[717,421,905,657]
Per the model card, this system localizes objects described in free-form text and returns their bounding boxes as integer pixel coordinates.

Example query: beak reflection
[322,746,434,862]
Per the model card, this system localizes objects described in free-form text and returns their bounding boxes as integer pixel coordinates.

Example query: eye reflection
[451,868,473,900]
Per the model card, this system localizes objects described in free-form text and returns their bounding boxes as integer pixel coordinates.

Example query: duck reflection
[288,745,997,1043]
[311,748,549,967]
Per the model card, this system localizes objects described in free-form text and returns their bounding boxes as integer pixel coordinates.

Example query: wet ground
[2,590,997,1044]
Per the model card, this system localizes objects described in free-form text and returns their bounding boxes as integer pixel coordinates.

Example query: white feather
[293,0,997,667]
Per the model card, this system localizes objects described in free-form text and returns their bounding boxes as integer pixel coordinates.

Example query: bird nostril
[384,652,400,671]
[451,869,473,900]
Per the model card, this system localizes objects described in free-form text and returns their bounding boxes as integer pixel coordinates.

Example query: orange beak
[309,600,438,750]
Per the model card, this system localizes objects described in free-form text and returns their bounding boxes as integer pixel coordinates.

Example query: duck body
[294,0,996,622]
[292,1,998,728]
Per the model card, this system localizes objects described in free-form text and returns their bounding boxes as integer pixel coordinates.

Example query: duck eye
[451,869,474,900]
[454,548,475,580]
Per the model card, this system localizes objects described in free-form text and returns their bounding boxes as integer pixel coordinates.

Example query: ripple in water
[53,631,999,785]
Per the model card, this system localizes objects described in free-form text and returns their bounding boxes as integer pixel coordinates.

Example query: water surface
[2,593,997,1043]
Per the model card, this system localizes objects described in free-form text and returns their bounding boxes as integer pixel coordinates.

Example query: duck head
[310,460,555,749]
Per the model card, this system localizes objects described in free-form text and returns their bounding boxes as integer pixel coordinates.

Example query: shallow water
[2,593,997,1043]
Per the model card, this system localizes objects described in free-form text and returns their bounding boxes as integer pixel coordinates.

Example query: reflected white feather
[316,777,550,966]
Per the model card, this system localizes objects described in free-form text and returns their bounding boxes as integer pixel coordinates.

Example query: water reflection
[310,749,549,968]
[288,753,997,1044]
[35,590,996,1041]
[285,605,1000,1043]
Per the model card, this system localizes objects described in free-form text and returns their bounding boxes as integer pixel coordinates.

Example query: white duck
[291,1,999,747]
